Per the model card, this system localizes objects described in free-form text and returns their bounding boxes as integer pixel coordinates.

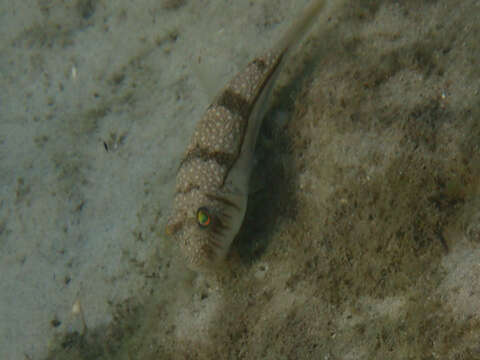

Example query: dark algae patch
[45,0,480,359]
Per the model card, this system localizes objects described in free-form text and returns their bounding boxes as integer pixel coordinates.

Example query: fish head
[166,188,247,272]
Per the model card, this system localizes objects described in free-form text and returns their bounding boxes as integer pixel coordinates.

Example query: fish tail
[273,0,327,56]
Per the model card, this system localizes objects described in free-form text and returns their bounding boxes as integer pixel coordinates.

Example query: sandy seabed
[1,0,479,359]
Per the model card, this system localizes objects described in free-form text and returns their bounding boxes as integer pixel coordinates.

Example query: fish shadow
[230,44,322,267]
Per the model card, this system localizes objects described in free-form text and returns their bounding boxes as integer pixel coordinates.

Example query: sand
[0,0,479,359]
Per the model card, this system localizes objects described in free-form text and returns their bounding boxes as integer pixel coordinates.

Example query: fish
[166,0,327,272]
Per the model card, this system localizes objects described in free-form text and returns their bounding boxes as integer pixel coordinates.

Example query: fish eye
[197,207,211,228]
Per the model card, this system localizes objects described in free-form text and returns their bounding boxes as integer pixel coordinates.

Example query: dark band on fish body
[214,52,284,121]
[216,89,252,120]
[177,147,238,195]
[180,147,237,170]
[177,182,200,195]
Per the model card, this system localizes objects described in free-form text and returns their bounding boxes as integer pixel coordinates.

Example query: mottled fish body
[167,0,326,272]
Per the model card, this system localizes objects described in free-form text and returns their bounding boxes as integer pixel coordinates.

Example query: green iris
[197,207,211,228]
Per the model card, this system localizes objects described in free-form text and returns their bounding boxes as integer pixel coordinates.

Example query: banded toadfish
[166,0,327,272]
